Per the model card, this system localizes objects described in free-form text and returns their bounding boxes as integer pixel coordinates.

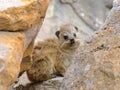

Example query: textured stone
[60,0,109,30]
[0,0,50,90]
[35,0,91,43]
[60,0,120,90]
[11,77,63,90]
[0,0,49,31]
[105,0,113,9]
[18,0,50,77]
[35,0,112,44]
[0,32,24,90]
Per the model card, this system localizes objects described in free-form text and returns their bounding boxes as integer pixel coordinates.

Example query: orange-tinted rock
[0,32,24,90]
[0,0,50,90]
[0,0,50,31]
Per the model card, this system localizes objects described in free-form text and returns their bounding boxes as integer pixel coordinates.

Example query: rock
[0,0,49,31]
[35,0,93,43]
[35,0,112,44]
[60,0,120,90]
[60,0,108,30]
[0,0,50,90]
[11,77,63,90]
[104,0,113,9]
[0,32,24,90]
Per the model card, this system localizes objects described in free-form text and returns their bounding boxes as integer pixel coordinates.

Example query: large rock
[60,0,106,30]
[0,0,50,90]
[35,0,113,44]
[0,32,24,90]
[35,0,93,42]
[60,0,120,90]
[0,0,48,31]
[12,77,63,90]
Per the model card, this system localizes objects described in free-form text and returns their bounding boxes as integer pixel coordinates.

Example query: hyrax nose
[70,39,75,44]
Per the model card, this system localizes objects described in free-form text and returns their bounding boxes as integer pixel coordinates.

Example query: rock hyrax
[13,24,81,88]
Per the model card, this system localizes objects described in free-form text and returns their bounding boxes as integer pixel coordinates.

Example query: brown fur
[27,57,53,82]
[23,24,81,83]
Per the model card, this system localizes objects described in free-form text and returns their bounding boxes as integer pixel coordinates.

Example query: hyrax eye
[64,35,68,40]
[74,33,76,37]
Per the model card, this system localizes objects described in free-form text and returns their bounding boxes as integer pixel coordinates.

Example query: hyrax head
[55,24,78,45]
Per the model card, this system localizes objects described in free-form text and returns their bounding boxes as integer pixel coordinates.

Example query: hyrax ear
[74,26,78,31]
[55,31,60,38]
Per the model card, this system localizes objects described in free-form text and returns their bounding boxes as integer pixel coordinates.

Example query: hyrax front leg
[13,57,54,88]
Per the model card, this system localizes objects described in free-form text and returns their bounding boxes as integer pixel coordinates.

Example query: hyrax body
[13,24,81,88]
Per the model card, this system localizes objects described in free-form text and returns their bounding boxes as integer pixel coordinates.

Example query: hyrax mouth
[70,39,75,44]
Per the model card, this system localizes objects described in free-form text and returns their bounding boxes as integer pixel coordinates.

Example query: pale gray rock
[60,0,120,90]
[35,0,112,44]
[11,77,63,90]
[35,0,94,43]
